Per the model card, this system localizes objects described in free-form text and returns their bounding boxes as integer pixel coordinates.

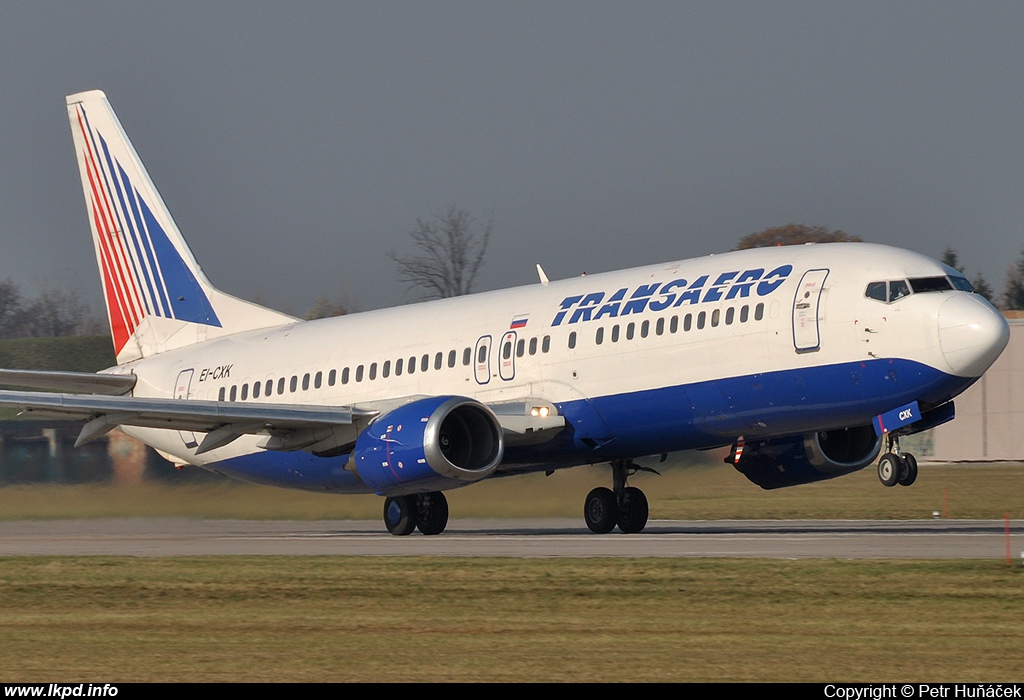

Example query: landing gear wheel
[617,486,649,534]
[877,453,900,488]
[416,492,449,535]
[584,487,618,534]
[383,495,417,535]
[897,453,918,487]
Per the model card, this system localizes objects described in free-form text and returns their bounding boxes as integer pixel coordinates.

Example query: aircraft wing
[0,389,377,455]
[0,384,566,457]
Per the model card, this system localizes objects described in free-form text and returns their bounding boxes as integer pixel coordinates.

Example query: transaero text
[550,265,793,327]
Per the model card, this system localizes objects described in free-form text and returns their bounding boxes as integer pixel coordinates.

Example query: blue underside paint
[205,357,974,494]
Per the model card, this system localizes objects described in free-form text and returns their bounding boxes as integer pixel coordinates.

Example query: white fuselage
[111,242,1006,493]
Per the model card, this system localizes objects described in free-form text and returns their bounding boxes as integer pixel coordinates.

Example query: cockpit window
[888,280,910,302]
[865,281,887,302]
[867,275,970,304]
[949,275,974,292]
[909,276,953,293]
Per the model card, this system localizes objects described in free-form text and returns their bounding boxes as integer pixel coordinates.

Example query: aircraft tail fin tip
[66,90,294,363]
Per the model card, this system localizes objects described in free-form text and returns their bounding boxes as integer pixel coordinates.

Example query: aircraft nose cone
[937,294,1009,377]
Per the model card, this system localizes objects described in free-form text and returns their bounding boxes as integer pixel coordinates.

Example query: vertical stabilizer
[66,90,295,363]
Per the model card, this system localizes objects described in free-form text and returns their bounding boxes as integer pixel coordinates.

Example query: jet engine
[353,396,504,496]
[732,426,882,489]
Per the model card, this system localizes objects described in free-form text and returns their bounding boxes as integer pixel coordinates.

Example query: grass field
[1,557,1021,682]
[2,461,1022,682]
[1,460,1022,521]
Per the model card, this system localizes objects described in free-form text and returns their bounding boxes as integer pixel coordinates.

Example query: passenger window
[711,309,720,327]
[697,312,706,330]
[369,363,377,380]
[278,377,285,394]
[328,369,336,386]
[314,371,322,389]
[568,331,577,349]
[503,341,512,359]
[218,387,225,401]
[355,365,364,382]
[463,348,472,365]
[542,336,551,353]
[240,383,248,401]
[516,339,525,357]
[641,320,649,338]
[290,376,298,392]
[422,355,429,372]
[656,318,665,335]
[755,303,764,321]
[383,361,391,378]
[449,350,457,368]
[740,305,749,323]
[670,316,679,333]
[265,379,273,396]
[342,367,350,384]
[626,322,635,340]
[529,337,538,355]
[477,346,487,364]
[611,325,620,343]
[253,381,261,399]
[302,373,310,390]
[595,327,604,345]
[725,307,735,325]
[434,353,443,370]
[230,385,237,401]
[684,314,692,332]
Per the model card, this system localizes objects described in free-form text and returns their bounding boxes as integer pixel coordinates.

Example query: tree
[389,206,492,299]
[734,224,861,250]
[971,271,995,304]
[304,294,352,320]
[1004,249,1024,310]
[0,278,24,338]
[941,246,964,273]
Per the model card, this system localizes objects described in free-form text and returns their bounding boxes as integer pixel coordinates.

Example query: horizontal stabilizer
[0,369,136,395]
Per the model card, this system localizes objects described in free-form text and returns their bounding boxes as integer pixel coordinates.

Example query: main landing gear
[877,433,918,488]
[584,459,655,534]
[383,491,449,535]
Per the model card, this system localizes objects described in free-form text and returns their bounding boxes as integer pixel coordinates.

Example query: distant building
[913,313,1024,462]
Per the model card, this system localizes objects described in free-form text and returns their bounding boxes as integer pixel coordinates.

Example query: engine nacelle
[733,425,882,489]
[353,396,504,496]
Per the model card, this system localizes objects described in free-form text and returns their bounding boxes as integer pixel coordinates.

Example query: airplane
[0,90,1010,535]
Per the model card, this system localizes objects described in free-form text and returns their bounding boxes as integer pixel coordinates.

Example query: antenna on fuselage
[536,264,549,286]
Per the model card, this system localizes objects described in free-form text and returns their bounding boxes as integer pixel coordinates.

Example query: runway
[0,518,1020,558]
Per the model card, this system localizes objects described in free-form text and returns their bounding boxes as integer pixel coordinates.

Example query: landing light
[530,406,551,418]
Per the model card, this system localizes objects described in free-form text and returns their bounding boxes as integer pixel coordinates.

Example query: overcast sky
[0,2,1021,316]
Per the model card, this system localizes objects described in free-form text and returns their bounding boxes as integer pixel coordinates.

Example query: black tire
[584,487,618,534]
[877,453,900,488]
[617,486,649,534]
[416,492,449,535]
[383,495,417,535]
[897,453,918,487]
